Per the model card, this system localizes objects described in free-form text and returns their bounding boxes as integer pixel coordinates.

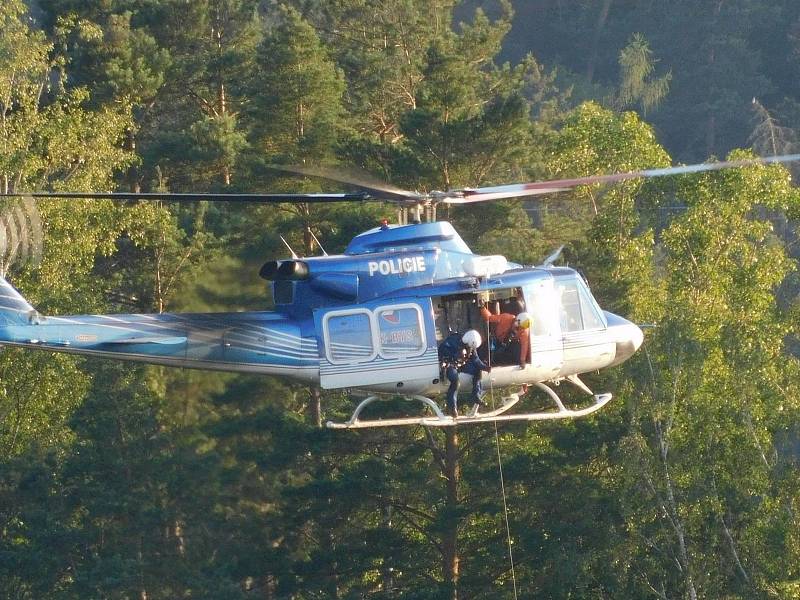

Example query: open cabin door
[314,299,439,390]
[524,277,564,379]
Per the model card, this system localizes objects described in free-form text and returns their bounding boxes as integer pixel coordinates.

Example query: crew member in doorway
[480,299,531,368]
[460,330,491,416]
[443,330,490,417]
[440,333,467,417]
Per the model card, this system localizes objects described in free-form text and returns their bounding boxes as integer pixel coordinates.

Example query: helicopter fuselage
[0,222,643,398]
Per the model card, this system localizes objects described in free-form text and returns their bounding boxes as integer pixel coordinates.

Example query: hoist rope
[485,321,519,599]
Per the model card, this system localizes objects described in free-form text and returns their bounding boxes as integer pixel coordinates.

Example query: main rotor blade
[266,164,422,202]
[7,154,797,207]
[446,153,800,204]
[0,191,374,203]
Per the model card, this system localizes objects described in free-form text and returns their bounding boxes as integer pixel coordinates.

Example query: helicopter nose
[615,321,644,364]
[605,313,645,367]
[630,322,644,352]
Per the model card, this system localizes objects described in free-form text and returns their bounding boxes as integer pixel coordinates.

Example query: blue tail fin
[0,277,36,325]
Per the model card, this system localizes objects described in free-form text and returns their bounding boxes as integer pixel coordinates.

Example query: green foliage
[612,33,671,116]
[503,0,800,161]
[246,6,344,163]
[605,152,800,598]
[3,2,800,599]
[51,10,170,108]
[540,103,670,317]
[189,114,247,178]
[124,0,261,188]
[309,0,467,142]
[0,0,50,121]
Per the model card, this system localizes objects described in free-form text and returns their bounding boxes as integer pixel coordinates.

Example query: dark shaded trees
[3,2,800,599]
[501,0,800,161]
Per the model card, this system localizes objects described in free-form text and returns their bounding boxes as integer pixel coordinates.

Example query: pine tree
[612,33,671,116]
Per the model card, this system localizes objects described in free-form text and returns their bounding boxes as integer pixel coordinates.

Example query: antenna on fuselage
[541,245,565,268]
[280,235,299,259]
[308,230,328,256]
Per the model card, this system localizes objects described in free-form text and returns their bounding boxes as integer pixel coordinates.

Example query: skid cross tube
[326,380,613,429]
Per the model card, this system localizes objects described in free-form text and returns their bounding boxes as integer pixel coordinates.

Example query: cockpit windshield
[555,275,606,332]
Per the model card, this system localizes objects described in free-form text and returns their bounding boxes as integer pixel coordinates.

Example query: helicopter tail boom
[0,275,322,382]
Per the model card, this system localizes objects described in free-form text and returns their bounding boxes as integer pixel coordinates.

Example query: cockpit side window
[556,276,606,332]
[578,283,605,330]
[559,282,583,332]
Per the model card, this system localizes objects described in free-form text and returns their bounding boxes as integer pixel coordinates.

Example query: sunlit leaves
[615,150,800,597]
[539,101,800,598]
[546,103,670,318]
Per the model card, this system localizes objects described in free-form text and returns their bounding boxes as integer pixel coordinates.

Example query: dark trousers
[446,366,483,413]
[446,366,459,412]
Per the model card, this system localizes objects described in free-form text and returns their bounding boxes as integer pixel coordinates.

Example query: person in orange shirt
[480,299,531,368]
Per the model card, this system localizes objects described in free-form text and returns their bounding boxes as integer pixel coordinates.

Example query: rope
[485,321,519,599]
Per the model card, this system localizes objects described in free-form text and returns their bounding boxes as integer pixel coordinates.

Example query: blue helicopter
[0,154,797,428]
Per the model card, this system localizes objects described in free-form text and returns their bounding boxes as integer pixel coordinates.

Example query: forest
[1,0,800,598]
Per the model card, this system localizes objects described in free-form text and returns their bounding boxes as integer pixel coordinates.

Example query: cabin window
[324,310,375,363]
[480,289,525,324]
[433,288,528,366]
[376,304,425,358]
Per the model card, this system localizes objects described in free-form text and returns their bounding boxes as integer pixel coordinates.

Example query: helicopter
[0,153,797,428]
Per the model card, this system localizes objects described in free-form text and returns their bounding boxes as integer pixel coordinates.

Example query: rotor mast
[397,202,437,225]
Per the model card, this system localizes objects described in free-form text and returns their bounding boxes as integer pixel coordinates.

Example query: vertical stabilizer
[0,277,35,325]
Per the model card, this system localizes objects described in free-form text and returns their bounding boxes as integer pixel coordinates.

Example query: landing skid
[326,377,612,429]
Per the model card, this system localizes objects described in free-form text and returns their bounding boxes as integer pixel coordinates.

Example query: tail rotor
[0,195,43,277]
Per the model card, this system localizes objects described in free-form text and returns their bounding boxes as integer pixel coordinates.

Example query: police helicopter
[0,153,797,428]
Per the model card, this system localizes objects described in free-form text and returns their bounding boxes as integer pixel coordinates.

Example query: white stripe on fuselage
[42,314,319,357]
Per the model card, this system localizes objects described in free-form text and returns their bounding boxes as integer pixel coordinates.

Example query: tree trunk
[125,128,140,193]
[586,0,613,83]
[324,529,340,598]
[308,386,322,428]
[382,504,395,596]
[442,428,460,600]
[655,419,699,600]
[214,3,231,186]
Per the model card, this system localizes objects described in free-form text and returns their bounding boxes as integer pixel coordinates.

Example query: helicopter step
[326,376,613,429]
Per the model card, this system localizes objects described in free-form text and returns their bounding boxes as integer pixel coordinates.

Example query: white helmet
[515,312,532,330]
[461,329,482,350]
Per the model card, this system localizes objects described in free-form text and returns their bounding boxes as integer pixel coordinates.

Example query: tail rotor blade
[0,196,43,275]
[22,196,43,266]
